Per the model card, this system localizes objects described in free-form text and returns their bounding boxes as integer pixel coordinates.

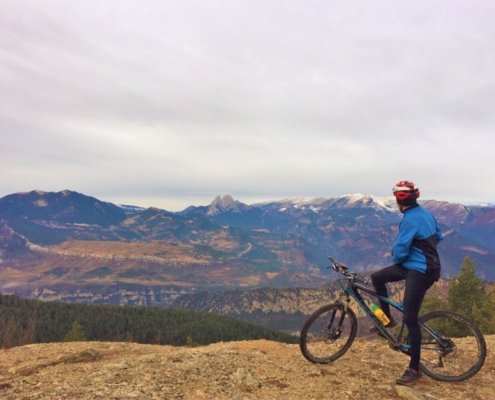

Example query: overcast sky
[1,1,494,210]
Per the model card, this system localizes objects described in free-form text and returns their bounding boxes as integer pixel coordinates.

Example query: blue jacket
[392,205,443,275]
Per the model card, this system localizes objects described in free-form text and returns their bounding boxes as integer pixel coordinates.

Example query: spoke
[418,311,486,381]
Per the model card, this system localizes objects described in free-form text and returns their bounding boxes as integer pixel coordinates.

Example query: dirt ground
[0,335,493,400]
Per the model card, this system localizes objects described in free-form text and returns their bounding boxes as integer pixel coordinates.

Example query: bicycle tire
[419,310,486,382]
[300,303,358,364]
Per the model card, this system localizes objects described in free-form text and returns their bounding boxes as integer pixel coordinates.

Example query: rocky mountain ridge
[170,278,449,332]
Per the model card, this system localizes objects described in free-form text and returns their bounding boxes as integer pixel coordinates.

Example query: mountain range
[0,190,494,309]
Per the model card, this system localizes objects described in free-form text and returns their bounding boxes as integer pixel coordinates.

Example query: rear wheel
[419,310,486,382]
[300,303,357,364]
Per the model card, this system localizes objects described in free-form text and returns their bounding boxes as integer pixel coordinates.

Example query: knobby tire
[419,310,486,382]
[300,303,358,364]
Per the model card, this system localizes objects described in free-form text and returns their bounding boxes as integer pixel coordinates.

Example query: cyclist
[370,181,443,385]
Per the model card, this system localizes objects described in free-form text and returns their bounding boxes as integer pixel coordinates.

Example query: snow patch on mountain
[119,204,146,214]
[259,194,397,213]
[341,193,397,211]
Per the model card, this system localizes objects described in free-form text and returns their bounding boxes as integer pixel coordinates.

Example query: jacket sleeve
[392,218,418,264]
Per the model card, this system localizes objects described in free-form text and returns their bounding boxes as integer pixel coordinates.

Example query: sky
[1,1,494,211]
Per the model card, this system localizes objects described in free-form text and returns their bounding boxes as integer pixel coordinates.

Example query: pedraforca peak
[207,195,243,216]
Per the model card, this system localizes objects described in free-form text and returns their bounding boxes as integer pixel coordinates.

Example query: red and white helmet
[393,181,420,204]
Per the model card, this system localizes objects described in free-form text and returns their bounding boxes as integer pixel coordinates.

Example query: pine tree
[448,257,485,314]
[421,286,448,316]
[483,289,495,334]
[185,334,198,347]
[447,256,489,331]
[64,321,87,342]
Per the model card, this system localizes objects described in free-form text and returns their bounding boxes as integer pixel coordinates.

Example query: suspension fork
[330,293,352,334]
[335,306,347,336]
[326,308,337,329]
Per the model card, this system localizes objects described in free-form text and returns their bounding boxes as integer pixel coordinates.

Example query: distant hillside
[171,278,422,333]
[0,294,297,349]
[1,190,494,307]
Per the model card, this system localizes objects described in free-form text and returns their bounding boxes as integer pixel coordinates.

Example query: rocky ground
[0,335,493,400]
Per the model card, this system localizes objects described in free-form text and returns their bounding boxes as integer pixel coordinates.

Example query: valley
[1,190,494,316]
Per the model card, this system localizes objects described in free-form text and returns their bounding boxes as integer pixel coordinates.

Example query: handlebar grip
[336,263,348,272]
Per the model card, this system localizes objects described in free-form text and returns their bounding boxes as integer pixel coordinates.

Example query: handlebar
[328,256,368,285]
[328,256,348,273]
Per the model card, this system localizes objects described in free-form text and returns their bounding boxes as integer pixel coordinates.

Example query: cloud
[1,1,494,209]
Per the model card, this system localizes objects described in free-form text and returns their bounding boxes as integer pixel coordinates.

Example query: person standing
[370,181,443,386]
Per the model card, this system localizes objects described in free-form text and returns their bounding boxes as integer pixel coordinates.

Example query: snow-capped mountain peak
[339,193,397,211]
[261,194,397,213]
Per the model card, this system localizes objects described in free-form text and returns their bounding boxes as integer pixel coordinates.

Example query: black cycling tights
[371,264,436,371]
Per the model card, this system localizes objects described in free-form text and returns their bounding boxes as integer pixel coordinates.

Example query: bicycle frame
[336,274,410,351]
[328,256,456,354]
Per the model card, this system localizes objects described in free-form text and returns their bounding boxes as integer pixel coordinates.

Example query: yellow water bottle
[371,303,390,326]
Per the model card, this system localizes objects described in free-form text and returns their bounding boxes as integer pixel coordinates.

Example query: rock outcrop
[1,335,493,399]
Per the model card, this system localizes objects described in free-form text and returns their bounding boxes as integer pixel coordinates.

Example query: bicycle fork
[326,298,351,340]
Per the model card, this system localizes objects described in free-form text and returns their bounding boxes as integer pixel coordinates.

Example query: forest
[0,294,297,349]
[1,256,493,349]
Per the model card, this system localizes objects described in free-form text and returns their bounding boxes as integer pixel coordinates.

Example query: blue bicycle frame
[338,276,411,351]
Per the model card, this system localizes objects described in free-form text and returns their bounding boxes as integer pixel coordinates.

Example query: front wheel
[419,310,486,382]
[300,303,357,364]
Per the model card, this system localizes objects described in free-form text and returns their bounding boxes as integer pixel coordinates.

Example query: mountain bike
[299,257,486,382]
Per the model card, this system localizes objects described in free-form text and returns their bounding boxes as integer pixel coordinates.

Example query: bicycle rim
[300,303,357,364]
[419,310,486,382]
